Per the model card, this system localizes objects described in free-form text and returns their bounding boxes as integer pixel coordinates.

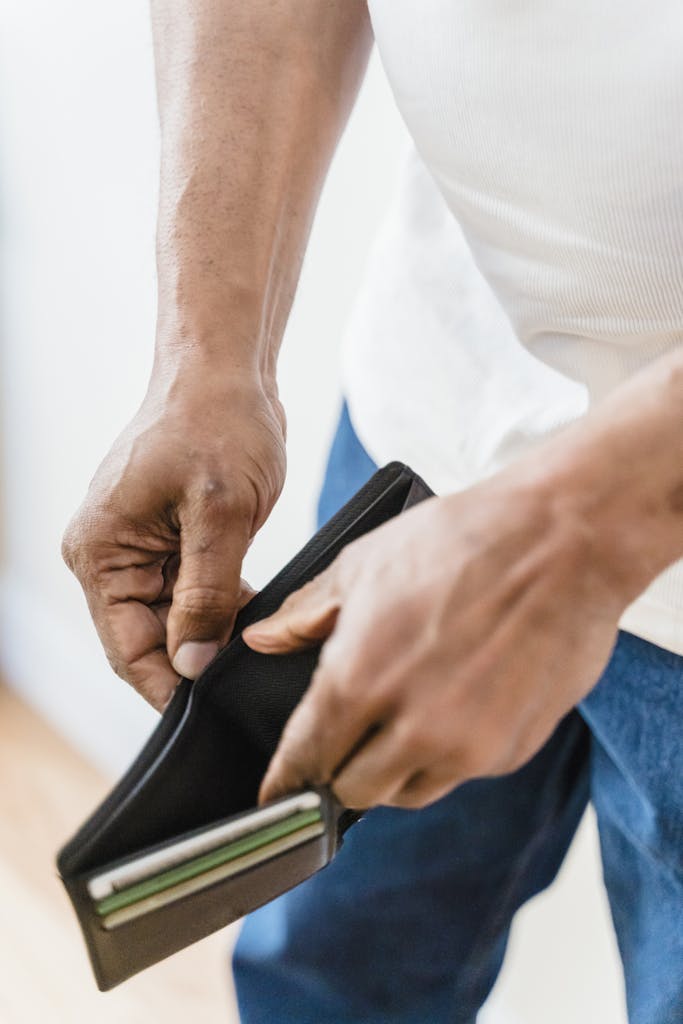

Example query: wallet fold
[57,461,433,989]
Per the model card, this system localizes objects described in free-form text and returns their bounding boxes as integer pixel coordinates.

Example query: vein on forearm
[150,0,372,373]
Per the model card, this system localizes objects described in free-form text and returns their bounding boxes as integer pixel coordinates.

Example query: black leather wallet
[57,462,433,990]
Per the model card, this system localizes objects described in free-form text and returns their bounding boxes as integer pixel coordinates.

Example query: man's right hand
[62,365,286,710]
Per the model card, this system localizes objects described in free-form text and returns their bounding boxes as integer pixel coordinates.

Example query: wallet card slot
[93,804,323,915]
[87,790,322,900]
[100,822,325,930]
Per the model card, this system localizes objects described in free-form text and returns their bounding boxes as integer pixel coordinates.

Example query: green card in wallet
[56,462,433,990]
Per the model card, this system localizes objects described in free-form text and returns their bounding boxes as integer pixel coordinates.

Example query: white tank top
[342,0,683,655]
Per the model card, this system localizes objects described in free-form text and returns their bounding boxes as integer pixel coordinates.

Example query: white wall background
[0,3,625,1022]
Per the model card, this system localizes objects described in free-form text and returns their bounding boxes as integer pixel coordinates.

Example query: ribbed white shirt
[342,0,683,655]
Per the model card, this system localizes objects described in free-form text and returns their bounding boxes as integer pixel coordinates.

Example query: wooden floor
[0,684,241,1024]
[0,681,628,1024]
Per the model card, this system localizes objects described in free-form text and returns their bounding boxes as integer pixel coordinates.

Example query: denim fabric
[234,403,683,1024]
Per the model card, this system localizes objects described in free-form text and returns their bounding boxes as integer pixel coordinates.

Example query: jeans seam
[594,802,683,888]
[586,732,683,887]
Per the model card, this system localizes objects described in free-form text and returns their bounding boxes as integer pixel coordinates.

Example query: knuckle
[61,510,98,581]
[399,772,456,809]
[333,778,368,810]
[172,584,231,620]
[197,476,226,500]
[385,768,433,809]
[190,475,254,524]
[391,787,427,810]
[198,478,231,516]
[396,717,436,759]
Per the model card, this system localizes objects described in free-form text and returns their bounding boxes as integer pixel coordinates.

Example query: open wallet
[57,461,433,990]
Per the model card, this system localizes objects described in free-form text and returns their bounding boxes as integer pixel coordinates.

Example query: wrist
[153,304,280,398]
[525,425,680,609]
[147,340,284,433]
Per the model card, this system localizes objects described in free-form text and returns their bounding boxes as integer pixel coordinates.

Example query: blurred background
[0,2,627,1021]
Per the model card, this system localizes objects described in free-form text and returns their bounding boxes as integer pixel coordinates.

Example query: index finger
[258,639,387,803]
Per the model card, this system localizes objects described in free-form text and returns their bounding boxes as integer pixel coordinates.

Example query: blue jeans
[234,404,683,1024]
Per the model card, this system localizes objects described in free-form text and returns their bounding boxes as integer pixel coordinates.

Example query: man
[62,2,683,1022]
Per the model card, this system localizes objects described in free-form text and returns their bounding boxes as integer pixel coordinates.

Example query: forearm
[150,0,372,383]
[533,346,683,602]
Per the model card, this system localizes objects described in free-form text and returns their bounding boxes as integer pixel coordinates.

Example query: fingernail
[172,641,218,679]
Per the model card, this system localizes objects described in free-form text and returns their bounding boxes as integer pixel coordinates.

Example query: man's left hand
[244,464,631,810]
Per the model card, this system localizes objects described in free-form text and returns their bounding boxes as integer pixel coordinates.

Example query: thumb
[243,564,343,654]
[167,509,251,678]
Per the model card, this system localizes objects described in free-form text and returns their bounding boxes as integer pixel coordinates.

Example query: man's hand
[246,351,683,809]
[63,366,285,710]
[245,474,625,809]
[63,0,371,709]
[62,1,371,710]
